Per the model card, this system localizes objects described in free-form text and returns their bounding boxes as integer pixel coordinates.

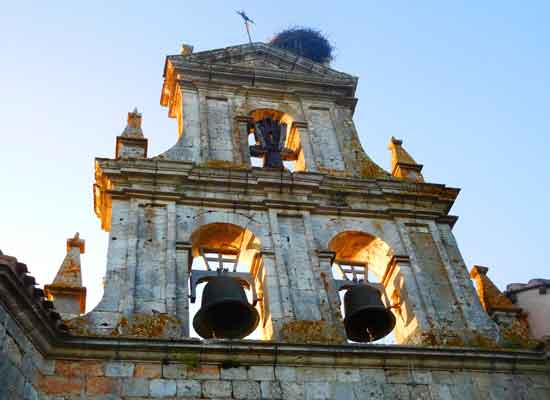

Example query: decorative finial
[67,232,85,253]
[121,108,144,138]
[45,233,87,318]
[388,136,424,182]
[180,43,194,56]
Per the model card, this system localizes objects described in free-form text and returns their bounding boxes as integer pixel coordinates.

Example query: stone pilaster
[291,121,316,172]
[175,241,192,336]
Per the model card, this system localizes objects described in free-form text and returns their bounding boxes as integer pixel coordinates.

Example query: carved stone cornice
[161,43,358,107]
[93,158,461,231]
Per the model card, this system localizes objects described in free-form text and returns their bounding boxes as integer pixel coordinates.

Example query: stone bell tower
[86,39,499,346]
[3,33,550,400]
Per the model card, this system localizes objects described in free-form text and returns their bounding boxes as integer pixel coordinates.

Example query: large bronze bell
[193,275,259,339]
[343,284,396,342]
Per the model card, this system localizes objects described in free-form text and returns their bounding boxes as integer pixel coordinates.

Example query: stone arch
[187,221,266,339]
[328,231,392,280]
[327,229,413,344]
[181,209,271,251]
[189,222,261,271]
[314,216,406,257]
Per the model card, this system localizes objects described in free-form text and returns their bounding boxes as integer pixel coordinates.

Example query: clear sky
[1,1,548,313]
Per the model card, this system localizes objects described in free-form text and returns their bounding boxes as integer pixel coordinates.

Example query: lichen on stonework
[279,320,346,344]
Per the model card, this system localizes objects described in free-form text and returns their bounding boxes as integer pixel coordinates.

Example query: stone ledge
[47,336,548,373]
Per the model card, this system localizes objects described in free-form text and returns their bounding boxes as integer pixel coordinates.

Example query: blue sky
[1,1,548,311]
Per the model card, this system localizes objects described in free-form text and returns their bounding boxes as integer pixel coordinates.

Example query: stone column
[303,211,341,327]
[121,199,139,315]
[395,220,435,329]
[165,202,177,315]
[266,210,294,324]
[97,199,131,315]
[316,250,343,323]
[175,241,192,336]
[385,255,430,344]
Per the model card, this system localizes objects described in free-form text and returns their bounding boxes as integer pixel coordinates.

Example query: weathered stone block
[220,365,248,380]
[428,383,453,400]
[411,385,431,400]
[305,381,331,400]
[353,381,384,399]
[233,380,261,399]
[412,370,432,384]
[333,383,354,400]
[56,360,104,377]
[134,362,162,378]
[37,375,83,395]
[275,366,296,381]
[247,365,274,381]
[162,363,186,379]
[385,369,412,384]
[297,367,336,382]
[187,365,220,380]
[176,379,201,397]
[4,334,22,367]
[281,382,305,400]
[335,369,360,383]
[122,377,149,396]
[86,376,119,395]
[105,361,134,377]
[202,380,232,398]
[150,378,177,397]
[431,370,454,384]
[38,358,56,376]
[360,368,386,384]
[260,381,282,399]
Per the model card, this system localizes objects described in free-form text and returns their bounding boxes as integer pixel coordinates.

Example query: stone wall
[0,303,52,400]
[31,357,550,399]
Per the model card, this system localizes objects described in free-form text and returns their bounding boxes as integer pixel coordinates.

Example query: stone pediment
[166,42,357,84]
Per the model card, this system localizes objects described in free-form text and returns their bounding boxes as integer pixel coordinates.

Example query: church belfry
[1,29,548,400]
[88,39,498,345]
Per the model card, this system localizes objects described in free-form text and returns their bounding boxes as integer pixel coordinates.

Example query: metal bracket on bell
[189,269,258,306]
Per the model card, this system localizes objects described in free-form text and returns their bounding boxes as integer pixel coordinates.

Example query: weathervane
[236,10,254,44]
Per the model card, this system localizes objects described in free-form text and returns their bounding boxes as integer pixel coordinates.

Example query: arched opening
[189,223,264,339]
[328,231,399,344]
[248,109,304,172]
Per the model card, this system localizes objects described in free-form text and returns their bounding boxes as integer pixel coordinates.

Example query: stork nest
[270,27,334,64]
